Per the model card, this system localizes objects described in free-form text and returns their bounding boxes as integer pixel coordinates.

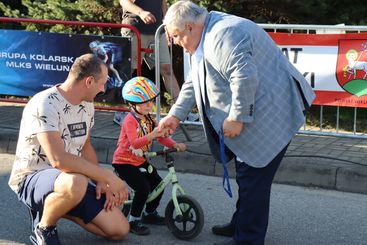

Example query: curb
[1,131,367,195]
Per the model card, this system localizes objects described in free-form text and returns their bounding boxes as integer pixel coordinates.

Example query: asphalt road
[1,153,367,245]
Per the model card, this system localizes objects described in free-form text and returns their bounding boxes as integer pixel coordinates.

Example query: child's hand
[174,143,186,152]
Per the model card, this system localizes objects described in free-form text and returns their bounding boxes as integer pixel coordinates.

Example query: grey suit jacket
[170,11,315,167]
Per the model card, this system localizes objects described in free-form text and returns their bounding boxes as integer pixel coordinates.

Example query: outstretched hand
[150,127,171,140]
[158,115,180,136]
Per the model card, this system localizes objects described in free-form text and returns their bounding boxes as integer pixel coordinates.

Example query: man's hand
[158,115,180,135]
[105,170,129,206]
[148,127,171,141]
[138,10,156,24]
[223,118,243,138]
[95,181,116,211]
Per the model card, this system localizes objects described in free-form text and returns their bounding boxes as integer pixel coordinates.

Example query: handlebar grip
[164,148,179,154]
[144,152,158,158]
[144,148,178,158]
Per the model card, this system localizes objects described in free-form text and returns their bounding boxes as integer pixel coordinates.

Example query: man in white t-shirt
[8,53,129,245]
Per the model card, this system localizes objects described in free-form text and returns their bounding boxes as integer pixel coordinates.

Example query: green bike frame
[123,162,186,216]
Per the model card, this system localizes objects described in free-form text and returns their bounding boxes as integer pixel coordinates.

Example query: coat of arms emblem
[336,39,367,97]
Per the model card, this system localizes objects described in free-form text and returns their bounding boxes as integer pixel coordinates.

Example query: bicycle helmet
[122,76,159,104]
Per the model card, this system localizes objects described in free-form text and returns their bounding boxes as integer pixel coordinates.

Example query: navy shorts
[18,168,106,224]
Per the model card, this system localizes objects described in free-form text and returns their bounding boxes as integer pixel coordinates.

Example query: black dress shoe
[212,222,235,237]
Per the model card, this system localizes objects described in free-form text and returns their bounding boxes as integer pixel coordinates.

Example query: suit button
[249,104,254,116]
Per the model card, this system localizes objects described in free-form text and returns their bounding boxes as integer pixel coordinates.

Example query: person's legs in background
[145,33,180,102]
[159,63,180,101]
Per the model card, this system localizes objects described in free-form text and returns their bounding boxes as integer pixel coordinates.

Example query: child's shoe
[142,210,166,225]
[129,220,150,235]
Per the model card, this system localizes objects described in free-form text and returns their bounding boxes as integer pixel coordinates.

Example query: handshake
[148,115,186,152]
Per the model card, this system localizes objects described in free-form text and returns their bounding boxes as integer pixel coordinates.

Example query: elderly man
[159,1,315,245]
[9,54,129,245]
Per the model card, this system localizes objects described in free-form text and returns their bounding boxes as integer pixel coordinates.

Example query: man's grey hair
[163,1,208,31]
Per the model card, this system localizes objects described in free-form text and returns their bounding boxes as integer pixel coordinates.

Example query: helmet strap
[130,104,144,116]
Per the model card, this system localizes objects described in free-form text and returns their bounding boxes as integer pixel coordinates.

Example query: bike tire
[165,194,204,240]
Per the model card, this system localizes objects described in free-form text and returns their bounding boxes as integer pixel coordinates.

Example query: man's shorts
[18,168,106,224]
[122,32,172,70]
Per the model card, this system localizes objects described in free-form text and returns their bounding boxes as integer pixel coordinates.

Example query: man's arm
[81,132,119,209]
[81,132,98,165]
[120,0,156,24]
[37,131,103,176]
[37,131,127,204]
[120,0,143,16]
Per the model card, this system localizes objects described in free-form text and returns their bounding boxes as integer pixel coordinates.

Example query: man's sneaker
[28,208,40,245]
[142,211,166,225]
[113,111,127,126]
[129,220,150,235]
[30,231,37,245]
[34,225,62,245]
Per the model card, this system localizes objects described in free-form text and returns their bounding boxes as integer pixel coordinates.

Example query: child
[112,76,186,236]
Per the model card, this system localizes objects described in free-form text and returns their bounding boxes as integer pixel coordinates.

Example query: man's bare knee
[104,222,129,240]
[55,173,88,202]
[92,209,130,240]
[108,228,129,241]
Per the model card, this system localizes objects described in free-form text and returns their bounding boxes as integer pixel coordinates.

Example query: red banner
[269,32,367,108]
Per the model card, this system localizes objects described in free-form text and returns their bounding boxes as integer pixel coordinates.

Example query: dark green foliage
[1,0,366,33]
[0,0,123,35]
[166,0,367,25]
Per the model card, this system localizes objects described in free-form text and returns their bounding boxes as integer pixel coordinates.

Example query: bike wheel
[165,195,204,240]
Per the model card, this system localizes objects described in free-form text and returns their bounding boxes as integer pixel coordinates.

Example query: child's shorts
[18,168,106,224]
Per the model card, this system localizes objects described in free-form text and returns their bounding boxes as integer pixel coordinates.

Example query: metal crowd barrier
[154,23,367,139]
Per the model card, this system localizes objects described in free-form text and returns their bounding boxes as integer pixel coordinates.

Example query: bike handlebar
[144,148,178,158]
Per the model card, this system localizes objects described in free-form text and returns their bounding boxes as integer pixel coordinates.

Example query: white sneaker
[113,111,128,126]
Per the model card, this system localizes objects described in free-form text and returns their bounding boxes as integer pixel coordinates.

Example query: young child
[112,76,186,236]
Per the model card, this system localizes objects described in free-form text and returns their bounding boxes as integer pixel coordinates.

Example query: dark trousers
[231,144,289,245]
[113,162,163,218]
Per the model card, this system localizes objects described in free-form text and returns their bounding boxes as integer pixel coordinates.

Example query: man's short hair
[69,53,106,81]
[163,0,208,31]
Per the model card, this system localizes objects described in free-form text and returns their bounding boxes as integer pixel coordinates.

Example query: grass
[306,105,367,133]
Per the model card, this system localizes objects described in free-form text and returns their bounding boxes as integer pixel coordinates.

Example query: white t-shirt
[8,85,95,193]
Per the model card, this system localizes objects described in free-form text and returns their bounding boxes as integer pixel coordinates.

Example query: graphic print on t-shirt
[68,122,87,138]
